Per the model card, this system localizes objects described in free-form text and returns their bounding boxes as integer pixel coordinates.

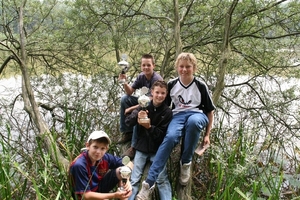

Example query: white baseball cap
[87,131,111,144]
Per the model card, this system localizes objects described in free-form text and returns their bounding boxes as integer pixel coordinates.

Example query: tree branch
[0,55,18,74]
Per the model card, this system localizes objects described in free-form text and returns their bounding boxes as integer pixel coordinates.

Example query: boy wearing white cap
[69,131,132,200]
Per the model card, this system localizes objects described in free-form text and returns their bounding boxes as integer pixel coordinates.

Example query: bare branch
[0,55,18,74]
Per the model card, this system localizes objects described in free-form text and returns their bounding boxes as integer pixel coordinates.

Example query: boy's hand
[118,73,127,81]
[124,179,132,192]
[115,189,132,199]
[138,110,148,119]
[138,118,151,129]
[116,180,132,198]
[138,110,151,129]
[203,135,210,146]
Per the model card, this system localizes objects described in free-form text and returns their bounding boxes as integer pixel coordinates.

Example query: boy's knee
[120,95,128,103]
[165,133,180,145]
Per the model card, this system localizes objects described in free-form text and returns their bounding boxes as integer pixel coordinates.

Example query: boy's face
[151,86,167,106]
[177,59,195,78]
[86,141,108,164]
[141,58,155,76]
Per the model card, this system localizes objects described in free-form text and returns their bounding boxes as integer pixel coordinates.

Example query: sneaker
[179,161,191,185]
[117,132,132,144]
[135,181,155,200]
[122,147,136,160]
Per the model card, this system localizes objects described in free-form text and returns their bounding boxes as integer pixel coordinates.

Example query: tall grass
[0,128,72,199]
[0,130,14,200]
[0,106,122,199]
[1,74,300,199]
[0,124,298,199]
[194,121,300,200]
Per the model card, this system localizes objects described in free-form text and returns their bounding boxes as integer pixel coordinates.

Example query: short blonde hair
[175,52,197,70]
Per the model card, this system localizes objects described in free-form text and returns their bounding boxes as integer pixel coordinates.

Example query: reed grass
[1,74,299,200]
[0,120,298,199]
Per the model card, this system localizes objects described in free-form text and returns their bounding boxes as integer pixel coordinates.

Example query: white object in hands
[134,86,149,97]
[118,165,132,191]
[140,86,149,96]
[194,144,210,156]
[138,95,150,108]
[122,156,131,165]
[138,95,150,123]
[120,166,132,178]
[118,54,130,84]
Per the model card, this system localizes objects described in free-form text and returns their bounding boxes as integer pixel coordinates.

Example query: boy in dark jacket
[118,54,163,144]
[125,80,172,200]
[136,52,215,200]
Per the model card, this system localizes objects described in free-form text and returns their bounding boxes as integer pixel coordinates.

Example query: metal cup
[118,156,132,191]
[138,95,150,123]
[118,54,130,84]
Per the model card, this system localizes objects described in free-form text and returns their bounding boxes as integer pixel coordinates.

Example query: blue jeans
[146,111,209,184]
[131,126,137,148]
[120,95,138,133]
[129,150,171,200]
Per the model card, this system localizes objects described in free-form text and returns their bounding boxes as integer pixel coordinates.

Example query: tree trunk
[176,178,193,200]
[173,0,183,57]
[18,4,69,170]
[212,0,239,104]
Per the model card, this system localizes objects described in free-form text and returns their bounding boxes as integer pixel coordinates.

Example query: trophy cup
[118,156,132,191]
[118,54,130,84]
[138,87,151,123]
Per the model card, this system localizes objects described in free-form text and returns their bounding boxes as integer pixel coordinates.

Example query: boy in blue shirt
[117,54,163,145]
[69,131,132,199]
